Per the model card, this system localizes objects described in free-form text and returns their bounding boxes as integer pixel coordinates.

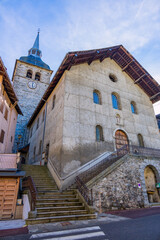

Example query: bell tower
[12,31,53,152]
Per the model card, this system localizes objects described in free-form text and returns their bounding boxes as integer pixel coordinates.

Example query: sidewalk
[0,220,28,238]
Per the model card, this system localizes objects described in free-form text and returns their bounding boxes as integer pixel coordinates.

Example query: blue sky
[0,0,160,113]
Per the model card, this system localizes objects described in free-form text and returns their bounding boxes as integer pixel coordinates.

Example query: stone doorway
[144,166,160,203]
[115,130,129,151]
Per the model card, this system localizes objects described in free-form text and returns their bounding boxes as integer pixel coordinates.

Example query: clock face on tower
[28,81,37,89]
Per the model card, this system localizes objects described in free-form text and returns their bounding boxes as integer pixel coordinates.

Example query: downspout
[41,99,47,165]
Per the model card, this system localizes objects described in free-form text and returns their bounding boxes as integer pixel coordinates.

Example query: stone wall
[13,60,52,152]
[92,155,160,212]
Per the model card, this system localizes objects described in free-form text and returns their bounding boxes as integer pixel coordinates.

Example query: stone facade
[92,154,160,212]
[28,58,160,177]
[12,60,52,152]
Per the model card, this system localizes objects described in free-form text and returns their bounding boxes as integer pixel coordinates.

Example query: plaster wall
[61,58,160,176]
[0,75,18,153]
[28,74,65,170]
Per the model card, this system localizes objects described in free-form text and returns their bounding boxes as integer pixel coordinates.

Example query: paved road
[2,208,160,240]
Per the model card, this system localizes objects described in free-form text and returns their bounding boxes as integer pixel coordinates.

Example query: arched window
[131,101,137,114]
[35,72,40,81]
[93,90,102,104]
[137,134,144,147]
[111,92,121,110]
[96,125,103,141]
[26,70,32,79]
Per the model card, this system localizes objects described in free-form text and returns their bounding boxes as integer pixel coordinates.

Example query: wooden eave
[0,58,23,115]
[27,45,160,126]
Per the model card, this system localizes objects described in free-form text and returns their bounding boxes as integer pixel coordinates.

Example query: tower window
[26,70,32,79]
[35,72,40,81]
[131,101,137,114]
[93,90,102,105]
[111,92,121,110]
[96,125,104,141]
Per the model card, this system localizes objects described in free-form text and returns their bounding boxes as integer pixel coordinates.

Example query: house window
[30,128,33,138]
[0,101,4,113]
[109,73,117,82]
[0,130,5,143]
[138,134,144,147]
[111,93,121,110]
[52,95,56,110]
[11,136,13,142]
[93,90,102,104]
[131,101,137,114]
[33,146,36,161]
[35,72,40,81]
[42,110,45,122]
[26,70,32,79]
[39,140,42,154]
[96,125,104,141]
[37,118,39,130]
[4,108,8,120]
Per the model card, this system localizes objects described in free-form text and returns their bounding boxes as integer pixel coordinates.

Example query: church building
[25,45,160,210]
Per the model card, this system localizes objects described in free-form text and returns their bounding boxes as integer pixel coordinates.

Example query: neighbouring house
[26,45,160,210]
[0,57,25,220]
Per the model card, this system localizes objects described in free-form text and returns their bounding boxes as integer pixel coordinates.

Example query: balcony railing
[0,153,20,170]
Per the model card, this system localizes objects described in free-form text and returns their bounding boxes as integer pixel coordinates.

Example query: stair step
[38,190,75,196]
[37,194,76,199]
[37,205,85,212]
[26,214,97,225]
[35,202,83,207]
[37,210,88,218]
[36,198,79,203]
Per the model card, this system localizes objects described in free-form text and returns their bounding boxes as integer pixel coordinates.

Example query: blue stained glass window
[96,126,100,141]
[112,94,118,109]
[131,103,135,113]
[93,92,100,104]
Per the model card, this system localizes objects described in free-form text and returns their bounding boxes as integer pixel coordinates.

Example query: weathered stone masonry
[92,155,160,211]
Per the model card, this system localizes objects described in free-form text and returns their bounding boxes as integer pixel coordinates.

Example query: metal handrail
[22,176,37,211]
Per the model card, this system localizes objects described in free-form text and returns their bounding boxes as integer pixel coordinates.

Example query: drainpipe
[41,99,47,165]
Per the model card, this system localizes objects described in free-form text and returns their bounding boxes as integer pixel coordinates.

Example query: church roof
[27,45,160,126]
[19,32,51,70]
[0,57,22,115]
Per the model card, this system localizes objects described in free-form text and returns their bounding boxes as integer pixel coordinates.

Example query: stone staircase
[22,165,96,225]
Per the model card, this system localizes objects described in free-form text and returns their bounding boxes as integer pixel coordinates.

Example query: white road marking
[30,226,101,239]
[44,231,105,240]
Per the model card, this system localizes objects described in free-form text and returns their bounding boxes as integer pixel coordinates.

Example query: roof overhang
[27,45,160,126]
